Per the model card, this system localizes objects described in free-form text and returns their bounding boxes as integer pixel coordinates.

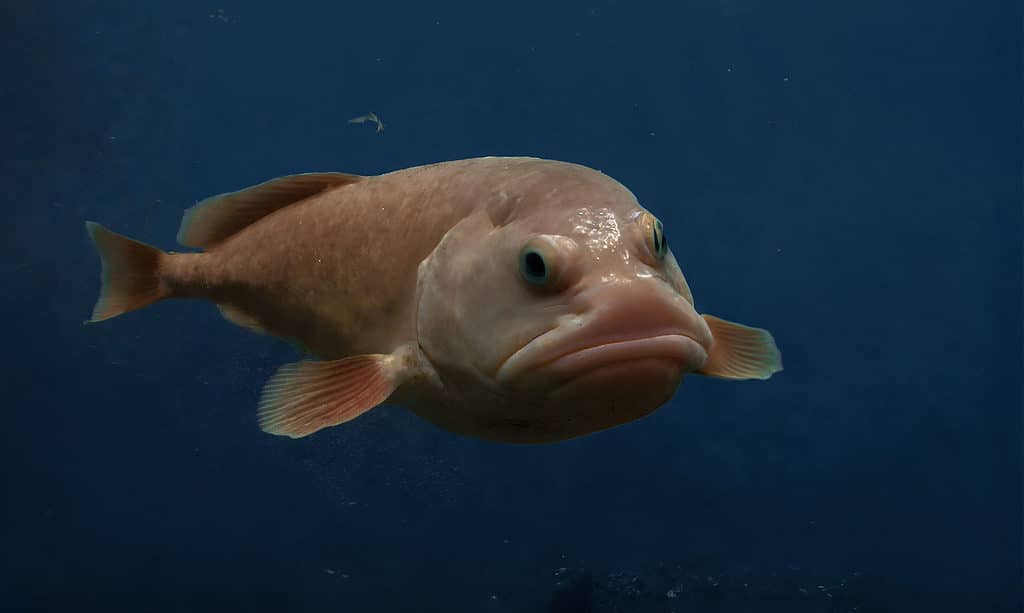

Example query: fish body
[86,157,781,443]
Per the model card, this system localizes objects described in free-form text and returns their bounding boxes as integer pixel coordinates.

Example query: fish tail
[84,221,169,323]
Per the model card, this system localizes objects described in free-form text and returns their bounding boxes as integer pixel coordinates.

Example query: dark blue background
[4,1,1020,611]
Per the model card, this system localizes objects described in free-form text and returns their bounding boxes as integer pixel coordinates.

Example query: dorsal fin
[177,172,363,249]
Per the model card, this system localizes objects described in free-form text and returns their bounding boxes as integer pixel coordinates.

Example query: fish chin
[546,356,685,422]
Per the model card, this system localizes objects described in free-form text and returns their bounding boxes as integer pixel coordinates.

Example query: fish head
[414,160,712,441]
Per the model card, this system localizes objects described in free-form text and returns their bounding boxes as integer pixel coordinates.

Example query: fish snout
[568,279,712,351]
[495,278,711,385]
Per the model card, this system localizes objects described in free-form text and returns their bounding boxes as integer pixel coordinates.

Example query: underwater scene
[5,1,1021,611]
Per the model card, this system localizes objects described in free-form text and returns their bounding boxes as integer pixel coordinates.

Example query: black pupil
[653,221,666,256]
[524,251,546,279]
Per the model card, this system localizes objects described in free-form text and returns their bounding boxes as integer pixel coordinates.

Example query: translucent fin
[217,304,265,334]
[177,172,363,249]
[84,221,168,323]
[257,355,396,438]
[697,314,783,380]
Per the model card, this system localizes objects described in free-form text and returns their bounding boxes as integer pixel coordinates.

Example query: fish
[347,112,384,133]
[84,156,782,444]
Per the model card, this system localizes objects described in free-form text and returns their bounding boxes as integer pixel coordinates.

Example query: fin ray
[85,222,168,323]
[257,355,396,438]
[178,172,363,249]
[697,314,783,380]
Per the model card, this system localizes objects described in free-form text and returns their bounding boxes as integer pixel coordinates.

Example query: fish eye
[518,235,580,291]
[640,212,668,261]
[652,219,667,259]
[519,248,549,285]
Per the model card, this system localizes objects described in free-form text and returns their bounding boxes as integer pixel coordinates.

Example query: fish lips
[495,328,708,389]
[495,278,712,389]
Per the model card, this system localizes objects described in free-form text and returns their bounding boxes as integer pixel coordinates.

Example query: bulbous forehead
[482,158,644,225]
[486,161,652,249]
[569,206,624,252]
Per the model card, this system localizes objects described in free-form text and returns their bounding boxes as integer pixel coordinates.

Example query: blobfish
[85,157,782,443]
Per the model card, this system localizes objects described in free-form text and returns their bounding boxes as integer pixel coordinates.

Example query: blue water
[5,1,1020,611]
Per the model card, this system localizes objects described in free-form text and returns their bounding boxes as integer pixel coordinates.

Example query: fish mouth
[494,280,712,386]
[495,328,708,385]
[543,334,706,380]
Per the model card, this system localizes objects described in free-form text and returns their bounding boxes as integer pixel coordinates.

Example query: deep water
[4,1,1021,612]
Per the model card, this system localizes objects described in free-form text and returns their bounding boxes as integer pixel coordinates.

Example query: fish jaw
[494,279,711,390]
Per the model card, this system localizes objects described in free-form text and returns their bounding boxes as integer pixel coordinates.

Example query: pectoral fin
[697,314,783,380]
[257,345,429,438]
[257,355,394,438]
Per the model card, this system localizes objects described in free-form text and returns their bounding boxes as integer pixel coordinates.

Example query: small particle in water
[666,589,677,598]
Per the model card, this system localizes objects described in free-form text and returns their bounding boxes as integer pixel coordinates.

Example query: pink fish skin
[85,157,781,443]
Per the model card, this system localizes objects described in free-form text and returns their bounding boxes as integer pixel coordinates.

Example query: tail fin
[84,221,168,323]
